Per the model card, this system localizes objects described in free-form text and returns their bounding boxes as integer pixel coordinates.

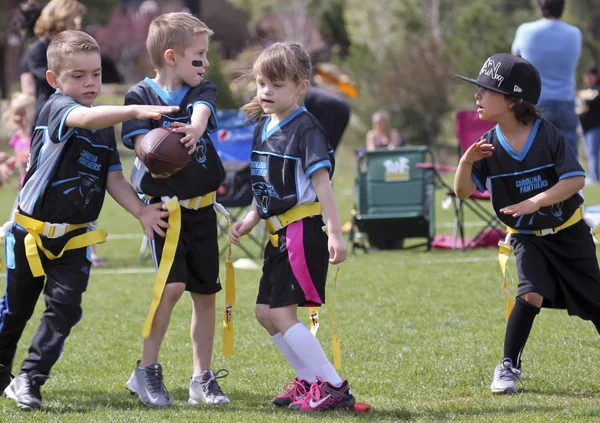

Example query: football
[139,127,190,175]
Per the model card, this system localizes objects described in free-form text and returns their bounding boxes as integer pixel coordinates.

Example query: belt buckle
[535,228,555,237]
[45,222,68,238]
[267,216,283,233]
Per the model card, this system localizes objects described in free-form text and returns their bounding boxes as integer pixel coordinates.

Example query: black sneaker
[0,364,13,393]
[4,372,43,410]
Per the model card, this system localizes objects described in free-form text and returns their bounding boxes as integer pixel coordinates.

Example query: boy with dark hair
[455,53,600,394]
[0,29,175,410]
[121,12,228,407]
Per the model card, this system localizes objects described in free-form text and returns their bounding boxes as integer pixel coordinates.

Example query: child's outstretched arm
[311,168,347,264]
[454,139,494,200]
[106,170,170,239]
[169,103,213,154]
[500,176,585,217]
[230,201,261,245]
[66,105,179,130]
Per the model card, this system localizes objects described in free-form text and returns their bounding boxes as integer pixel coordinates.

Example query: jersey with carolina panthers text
[251,107,335,218]
[19,93,122,224]
[471,119,585,230]
[122,78,225,199]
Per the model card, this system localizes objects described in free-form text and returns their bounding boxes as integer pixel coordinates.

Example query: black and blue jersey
[471,119,585,230]
[250,107,335,218]
[122,78,225,199]
[19,93,122,224]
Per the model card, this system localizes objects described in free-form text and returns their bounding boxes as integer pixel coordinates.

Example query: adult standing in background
[24,0,86,121]
[512,0,582,156]
[304,86,351,152]
[11,0,44,96]
[577,65,600,184]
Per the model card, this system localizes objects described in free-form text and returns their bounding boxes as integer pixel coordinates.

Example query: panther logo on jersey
[52,171,102,208]
[252,182,278,214]
[195,138,207,165]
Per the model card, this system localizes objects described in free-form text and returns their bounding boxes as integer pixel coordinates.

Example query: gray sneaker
[188,369,230,405]
[490,358,521,394]
[126,361,172,406]
[4,372,43,410]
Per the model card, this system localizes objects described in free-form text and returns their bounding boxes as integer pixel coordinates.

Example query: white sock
[283,322,343,386]
[271,333,316,383]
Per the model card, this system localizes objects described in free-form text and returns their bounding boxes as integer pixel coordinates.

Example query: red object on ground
[352,402,372,413]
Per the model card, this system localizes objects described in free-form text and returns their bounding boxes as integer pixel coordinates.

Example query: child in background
[6,92,35,188]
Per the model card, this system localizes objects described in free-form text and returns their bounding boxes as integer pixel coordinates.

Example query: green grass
[2,145,600,422]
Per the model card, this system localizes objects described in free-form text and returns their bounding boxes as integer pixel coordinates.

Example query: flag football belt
[141,194,236,359]
[143,191,215,210]
[265,202,324,248]
[497,207,583,322]
[0,212,106,277]
[264,201,342,369]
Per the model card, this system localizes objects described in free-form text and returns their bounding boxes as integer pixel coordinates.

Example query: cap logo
[479,58,504,86]
[514,85,523,93]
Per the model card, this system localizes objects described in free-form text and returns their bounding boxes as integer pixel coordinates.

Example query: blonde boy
[121,13,228,407]
[1,30,175,410]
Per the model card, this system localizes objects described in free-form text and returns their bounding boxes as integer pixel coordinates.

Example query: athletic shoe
[0,364,12,394]
[4,372,43,410]
[126,361,172,406]
[289,378,355,411]
[490,358,521,394]
[188,369,230,405]
[272,377,311,407]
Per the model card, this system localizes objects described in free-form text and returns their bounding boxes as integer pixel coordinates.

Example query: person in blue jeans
[512,0,582,156]
[577,65,600,183]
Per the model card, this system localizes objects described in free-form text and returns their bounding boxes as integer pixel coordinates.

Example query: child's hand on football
[169,122,200,154]
[461,139,494,165]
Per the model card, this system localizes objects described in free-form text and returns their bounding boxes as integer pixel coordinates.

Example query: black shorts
[256,216,329,308]
[513,220,600,319]
[150,205,221,295]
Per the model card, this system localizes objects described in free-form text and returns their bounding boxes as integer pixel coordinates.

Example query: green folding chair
[350,146,435,252]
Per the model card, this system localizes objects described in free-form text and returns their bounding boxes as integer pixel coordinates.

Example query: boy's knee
[162,283,186,304]
[518,292,543,308]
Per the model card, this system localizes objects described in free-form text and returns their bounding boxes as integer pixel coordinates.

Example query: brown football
[139,127,190,175]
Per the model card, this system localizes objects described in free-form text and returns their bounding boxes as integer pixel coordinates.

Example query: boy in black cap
[454,53,600,394]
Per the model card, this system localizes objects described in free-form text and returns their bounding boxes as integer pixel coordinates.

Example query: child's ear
[298,79,309,97]
[164,49,176,66]
[46,70,58,89]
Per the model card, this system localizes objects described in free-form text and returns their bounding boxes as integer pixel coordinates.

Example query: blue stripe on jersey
[58,105,82,142]
[188,101,219,134]
[51,176,80,186]
[122,129,150,149]
[252,150,301,160]
[144,77,191,106]
[305,160,332,177]
[108,164,123,172]
[488,163,555,179]
[472,174,486,192]
[559,170,585,180]
[75,134,115,150]
[35,126,48,131]
[496,119,541,162]
[262,107,307,141]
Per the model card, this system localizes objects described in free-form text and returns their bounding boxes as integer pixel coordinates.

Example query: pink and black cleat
[272,377,311,407]
[289,378,356,412]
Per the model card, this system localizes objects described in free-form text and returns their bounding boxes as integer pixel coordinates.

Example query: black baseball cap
[455,53,542,105]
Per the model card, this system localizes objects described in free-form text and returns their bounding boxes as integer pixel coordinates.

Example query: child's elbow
[575,176,585,191]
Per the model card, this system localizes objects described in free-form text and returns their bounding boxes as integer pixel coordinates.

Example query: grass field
[2,145,600,422]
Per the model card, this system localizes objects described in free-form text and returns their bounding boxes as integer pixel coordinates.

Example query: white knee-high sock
[283,322,343,386]
[271,333,316,383]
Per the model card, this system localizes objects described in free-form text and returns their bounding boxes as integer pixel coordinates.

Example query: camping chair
[350,146,436,253]
[419,110,505,250]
